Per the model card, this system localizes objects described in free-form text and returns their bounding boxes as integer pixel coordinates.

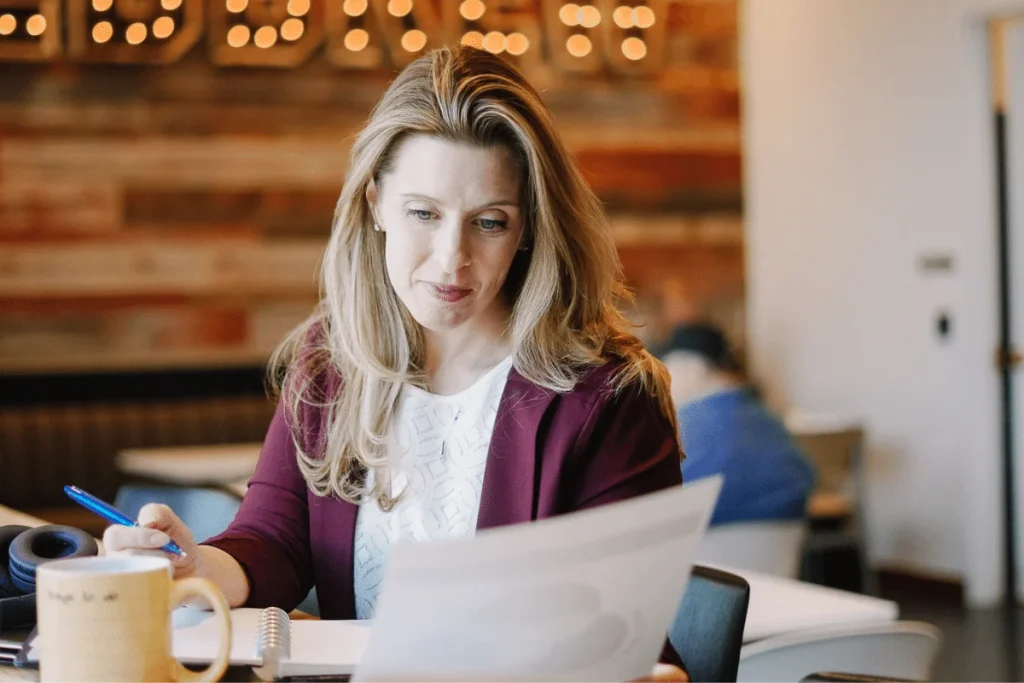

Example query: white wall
[742,0,1024,606]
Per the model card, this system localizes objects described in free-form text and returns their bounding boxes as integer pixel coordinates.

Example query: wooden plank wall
[0,0,741,375]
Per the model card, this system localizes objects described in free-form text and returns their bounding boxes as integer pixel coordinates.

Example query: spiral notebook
[173,606,370,681]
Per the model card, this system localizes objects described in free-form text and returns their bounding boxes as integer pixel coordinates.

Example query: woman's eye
[477,218,508,231]
[409,209,434,221]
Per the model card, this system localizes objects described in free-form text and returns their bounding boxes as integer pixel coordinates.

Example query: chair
[114,484,242,544]
[670,565,750,682]
[114,484,321,616]
[737,622,942,683]
[785,413,872,593]
[697,520,807,579]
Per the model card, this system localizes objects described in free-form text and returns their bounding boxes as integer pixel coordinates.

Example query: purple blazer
[204,358,685,664]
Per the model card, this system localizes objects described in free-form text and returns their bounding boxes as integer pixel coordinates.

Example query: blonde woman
[106,46,687,680]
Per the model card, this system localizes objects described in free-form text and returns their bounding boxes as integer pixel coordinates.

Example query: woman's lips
[427,283,472,303]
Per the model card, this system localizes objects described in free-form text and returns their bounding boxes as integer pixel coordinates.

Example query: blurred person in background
[660,322,815,526]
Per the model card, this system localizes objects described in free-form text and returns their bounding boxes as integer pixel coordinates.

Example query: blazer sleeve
[202,400,316,611]
[569,380,683,511]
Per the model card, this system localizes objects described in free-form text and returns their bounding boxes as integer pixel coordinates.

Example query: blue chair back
[114,485,241,544]
[670,565,750,682]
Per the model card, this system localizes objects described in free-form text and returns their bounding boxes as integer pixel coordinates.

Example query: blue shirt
[679,387,815,526]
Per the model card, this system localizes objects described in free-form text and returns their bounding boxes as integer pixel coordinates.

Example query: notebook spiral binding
[254,607,292,681]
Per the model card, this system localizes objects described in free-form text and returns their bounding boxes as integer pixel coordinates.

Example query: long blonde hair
[271,46,675,508]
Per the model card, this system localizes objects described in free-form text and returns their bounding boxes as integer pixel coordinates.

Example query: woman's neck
[422,314,512,396]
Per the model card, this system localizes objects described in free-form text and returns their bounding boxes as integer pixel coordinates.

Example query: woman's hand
[102,503,201,579]
[633,663,690,682]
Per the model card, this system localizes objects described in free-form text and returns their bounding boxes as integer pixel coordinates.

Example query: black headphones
[0,524,98,630]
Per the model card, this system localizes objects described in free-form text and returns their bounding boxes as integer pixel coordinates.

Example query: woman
[106,46,687,679]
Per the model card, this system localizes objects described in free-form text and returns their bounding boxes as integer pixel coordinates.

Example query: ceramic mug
[36,555,231,682]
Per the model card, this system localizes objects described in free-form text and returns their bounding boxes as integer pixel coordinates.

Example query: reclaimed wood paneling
[0,0,741,375]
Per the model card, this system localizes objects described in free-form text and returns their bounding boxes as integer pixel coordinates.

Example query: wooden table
[116,443,262,487]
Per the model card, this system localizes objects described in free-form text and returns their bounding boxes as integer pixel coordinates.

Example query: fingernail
[145,529,170,547]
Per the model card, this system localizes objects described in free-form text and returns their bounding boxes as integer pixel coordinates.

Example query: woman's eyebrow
[400,193,520,211]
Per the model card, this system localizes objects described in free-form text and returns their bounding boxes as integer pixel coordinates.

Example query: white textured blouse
[352,356,514,619]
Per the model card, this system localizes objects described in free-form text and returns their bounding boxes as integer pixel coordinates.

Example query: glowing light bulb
[281,17,303,40]
[632,5,654,28]
[460,30,483,48]
[0,14,16,36]
[558,3,579,26]
[401,28,426,52]
[254,25,277,48]
[152,15,174,38]
[566,33,591,57]
[482,29,503,53]
[227,23,250,46]
[612,5,632,28]
[25,14,46,36]
[387,0,411,17]
[621,35,646,60]
[125,21,147,44]
[342,0,367,15]
[344,27,369,51]
[577,4,599,28]
[92,20,113,42]
[505,31,528,55]
[459,0,484,21]
[287,0,310,15]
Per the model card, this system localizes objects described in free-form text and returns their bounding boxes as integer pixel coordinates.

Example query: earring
[374,223,381,232]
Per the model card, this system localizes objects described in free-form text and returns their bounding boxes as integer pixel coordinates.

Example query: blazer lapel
[476,368,556,530]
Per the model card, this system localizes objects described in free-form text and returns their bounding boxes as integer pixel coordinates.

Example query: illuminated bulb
[225,0,247,13]
[505,31,528,55]
[254,25,277,47]
[0,14,15,36]
[482,29,503,53]
[161,0,183,10]
[459,0,484,21]
[342,0,366,15]
[92,0,113,11]
[125,21,146,43]
[565,33,590,57]
[577,4,599,28]
[152,15,174,38]
[344,27,368,51]
[387,0,411,16]
[91,20,113,42]
[287,0,310,16]
[25,14,46,36]
[558,3,578,26]
[621,35,646,60]
[460,30,483,48]
[401,28,426,52]
[226,23,250,46]
[281,17,303,40]
[612,5,632,28]
[631,5,654,28]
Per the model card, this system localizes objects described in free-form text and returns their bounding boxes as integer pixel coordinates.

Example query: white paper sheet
[354,476,722,682]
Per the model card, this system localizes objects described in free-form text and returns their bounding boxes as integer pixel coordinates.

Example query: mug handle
[167,577,232,683]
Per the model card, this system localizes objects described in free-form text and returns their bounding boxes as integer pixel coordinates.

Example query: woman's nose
[434,219,470,274]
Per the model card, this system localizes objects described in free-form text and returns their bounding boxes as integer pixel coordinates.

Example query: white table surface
[0,506,899,680]
[718,564,899,643]
[116,443,262,486]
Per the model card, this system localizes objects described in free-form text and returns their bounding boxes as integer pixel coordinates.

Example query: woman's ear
[365,178,382,231]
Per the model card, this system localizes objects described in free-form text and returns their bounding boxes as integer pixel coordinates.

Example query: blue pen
[63,485,187,558]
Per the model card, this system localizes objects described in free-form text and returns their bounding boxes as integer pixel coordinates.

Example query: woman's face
[369,135,526,334]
